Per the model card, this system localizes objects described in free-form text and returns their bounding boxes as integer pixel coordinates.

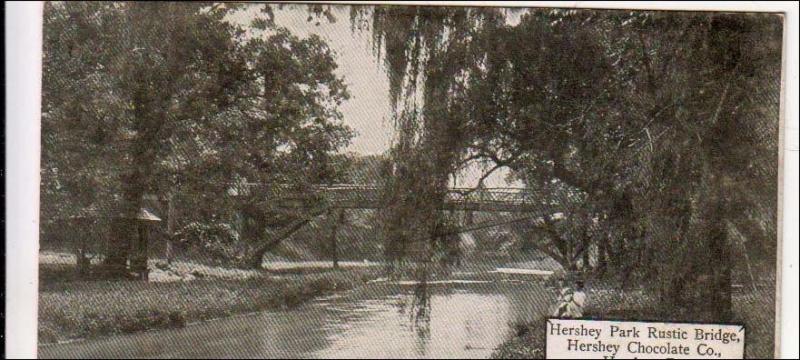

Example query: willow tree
[618,12,783,321]
[350,7,622,272]
[351,6,781,323]
[350,6,513,271]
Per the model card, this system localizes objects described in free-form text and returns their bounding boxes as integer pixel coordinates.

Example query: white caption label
[546,319,745,359]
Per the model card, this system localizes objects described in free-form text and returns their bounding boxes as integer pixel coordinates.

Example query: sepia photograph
[6,1,794,358]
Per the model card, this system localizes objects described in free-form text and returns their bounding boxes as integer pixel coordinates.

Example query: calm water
[39,281,555,359]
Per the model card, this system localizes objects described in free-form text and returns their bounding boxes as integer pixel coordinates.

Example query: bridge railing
[316,185,551,212]
[235,183,567,213]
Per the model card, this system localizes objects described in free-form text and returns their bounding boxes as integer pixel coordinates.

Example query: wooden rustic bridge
[237,183,567,213]
[319,184,558,213]
[52,183,577,274]
[237,184,578,268]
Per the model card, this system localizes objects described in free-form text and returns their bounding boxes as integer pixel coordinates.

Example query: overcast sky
[229,4,523,188]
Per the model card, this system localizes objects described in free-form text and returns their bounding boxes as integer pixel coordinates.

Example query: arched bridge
[230,183,580,268]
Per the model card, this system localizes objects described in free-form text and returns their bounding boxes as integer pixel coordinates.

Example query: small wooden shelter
[66,202,162,279]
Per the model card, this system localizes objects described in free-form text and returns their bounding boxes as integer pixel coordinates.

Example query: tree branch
[455,149,520,196]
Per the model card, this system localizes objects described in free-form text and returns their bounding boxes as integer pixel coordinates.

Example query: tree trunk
[597,235,608,276]
[582,231,591,271]
[130,224,149,280]
[75,221,90,277]
[328,209,346,269]
[705,200,733,321]
[105,126,157,277]
[658,178,733,322]
[246,205,329,269]
[166,192,175,264]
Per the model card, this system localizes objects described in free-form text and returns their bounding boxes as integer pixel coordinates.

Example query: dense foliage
[42,3,353,269]
[41,3,781,323]
[351,6,781,321]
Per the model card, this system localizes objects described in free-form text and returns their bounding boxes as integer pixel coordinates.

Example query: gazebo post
[130,222,150,280]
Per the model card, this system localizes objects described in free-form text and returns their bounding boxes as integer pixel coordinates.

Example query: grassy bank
[39,264,380,344]
[491,285,776,359]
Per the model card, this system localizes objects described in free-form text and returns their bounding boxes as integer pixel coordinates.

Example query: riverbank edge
[490,287,776,359]
[38,267,381,345]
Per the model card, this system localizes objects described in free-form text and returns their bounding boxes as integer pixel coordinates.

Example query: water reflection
[310,285,515,359]
[411,281,432,342]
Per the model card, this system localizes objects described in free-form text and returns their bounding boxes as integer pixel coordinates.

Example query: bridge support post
[328,208,346,269]
[166,193,175,265]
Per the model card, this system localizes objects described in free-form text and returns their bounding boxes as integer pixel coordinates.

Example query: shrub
[177,222,245,265]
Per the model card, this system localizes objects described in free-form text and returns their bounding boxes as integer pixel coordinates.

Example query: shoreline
[490,284,776,359]
[38,264,381,345]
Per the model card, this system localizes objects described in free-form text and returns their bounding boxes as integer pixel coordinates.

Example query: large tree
[42,3,353,273]
[352,6,781,321]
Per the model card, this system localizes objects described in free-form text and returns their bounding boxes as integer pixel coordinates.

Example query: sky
[230,4,394,155]
[229,4,523,188]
